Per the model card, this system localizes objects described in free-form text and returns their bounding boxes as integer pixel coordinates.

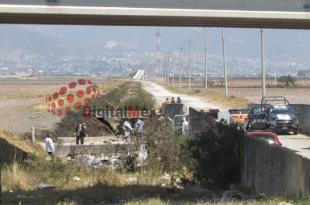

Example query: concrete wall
[290,104,310,135]
[162,104,184,119]
[242,136,310,197]
[56,144,128,157]
[188,107,217,133]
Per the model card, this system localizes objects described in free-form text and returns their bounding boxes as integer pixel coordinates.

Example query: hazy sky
[2,24,310,75]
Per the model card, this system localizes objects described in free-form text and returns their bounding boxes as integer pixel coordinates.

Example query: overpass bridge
[1,0,310,28]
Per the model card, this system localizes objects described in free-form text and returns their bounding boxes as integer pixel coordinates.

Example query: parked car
[229,108,249,124]
[246,96,299,135]
[247,131,282,146]
[266,105,299,135]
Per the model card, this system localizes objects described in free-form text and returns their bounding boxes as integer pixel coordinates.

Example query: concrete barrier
[241,136,310,197]
[161,103,184,119]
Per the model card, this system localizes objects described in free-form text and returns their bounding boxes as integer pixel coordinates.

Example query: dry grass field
[0,76,121,136]
[211,87,310,104]
[164,78,310,106]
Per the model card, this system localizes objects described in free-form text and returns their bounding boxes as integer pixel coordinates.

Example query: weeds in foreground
[125,198,310,205]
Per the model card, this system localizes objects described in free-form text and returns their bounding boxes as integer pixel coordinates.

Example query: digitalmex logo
[45,79,100,117]
[82,105,151,119]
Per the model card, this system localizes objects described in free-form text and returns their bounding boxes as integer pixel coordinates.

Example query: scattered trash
[91,159,100,167]
[37,182,55,191]
[73,176,81,181]
[66,155,72,161]
[161,173,171,180]
[73,155,90,166]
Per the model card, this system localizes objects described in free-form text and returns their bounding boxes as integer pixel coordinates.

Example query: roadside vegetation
[53,81,155,137]
[2,120,306,204]
[1,81,308,204]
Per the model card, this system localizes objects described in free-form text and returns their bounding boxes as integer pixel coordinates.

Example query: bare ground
[0,77,114,136]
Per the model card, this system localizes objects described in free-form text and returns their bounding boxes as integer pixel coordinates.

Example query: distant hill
[1,24,310,75]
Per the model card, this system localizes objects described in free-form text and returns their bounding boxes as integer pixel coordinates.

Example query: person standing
[75,122,87,145]
[163,97,170,104]
[45,133,55,155]
[135,119,144,138]
[122,120,133,143]
[170,97,176,104]
[177,97,182,104]
[182,117,189,135]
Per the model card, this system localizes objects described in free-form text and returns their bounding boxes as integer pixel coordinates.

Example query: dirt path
[142,81,226,112]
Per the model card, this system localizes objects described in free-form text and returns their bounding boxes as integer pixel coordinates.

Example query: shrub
[184,121,245,189]
[278,75,297,87]
[143,118,183,172]
[120,89,155,110]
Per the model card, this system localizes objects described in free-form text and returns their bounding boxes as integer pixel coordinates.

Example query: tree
[278,75,297,87]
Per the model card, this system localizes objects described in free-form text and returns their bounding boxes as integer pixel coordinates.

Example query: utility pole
[188,40,192,93]
[172,52,176,88]
[155,28,161,76]
[222,28,228,96]
[261,28,267,97]
[204,28,208,89]
[274,73,277,86]
[179,48,182,89]
[166,54,170,86]
[163,55,167,86]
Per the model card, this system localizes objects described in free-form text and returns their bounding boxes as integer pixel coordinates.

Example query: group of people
[163,97,182,104]
[44,119,143,156]
[44,115,188,156]
[44,122,88,156]
[122,118,144,143]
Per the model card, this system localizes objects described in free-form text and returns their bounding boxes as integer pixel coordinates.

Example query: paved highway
[143,81,310,159]
[278,134,310,159]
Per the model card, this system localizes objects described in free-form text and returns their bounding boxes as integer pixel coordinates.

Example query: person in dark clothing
[170,97,175,104]
[75,122,87,145]
[177,97,182,104]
